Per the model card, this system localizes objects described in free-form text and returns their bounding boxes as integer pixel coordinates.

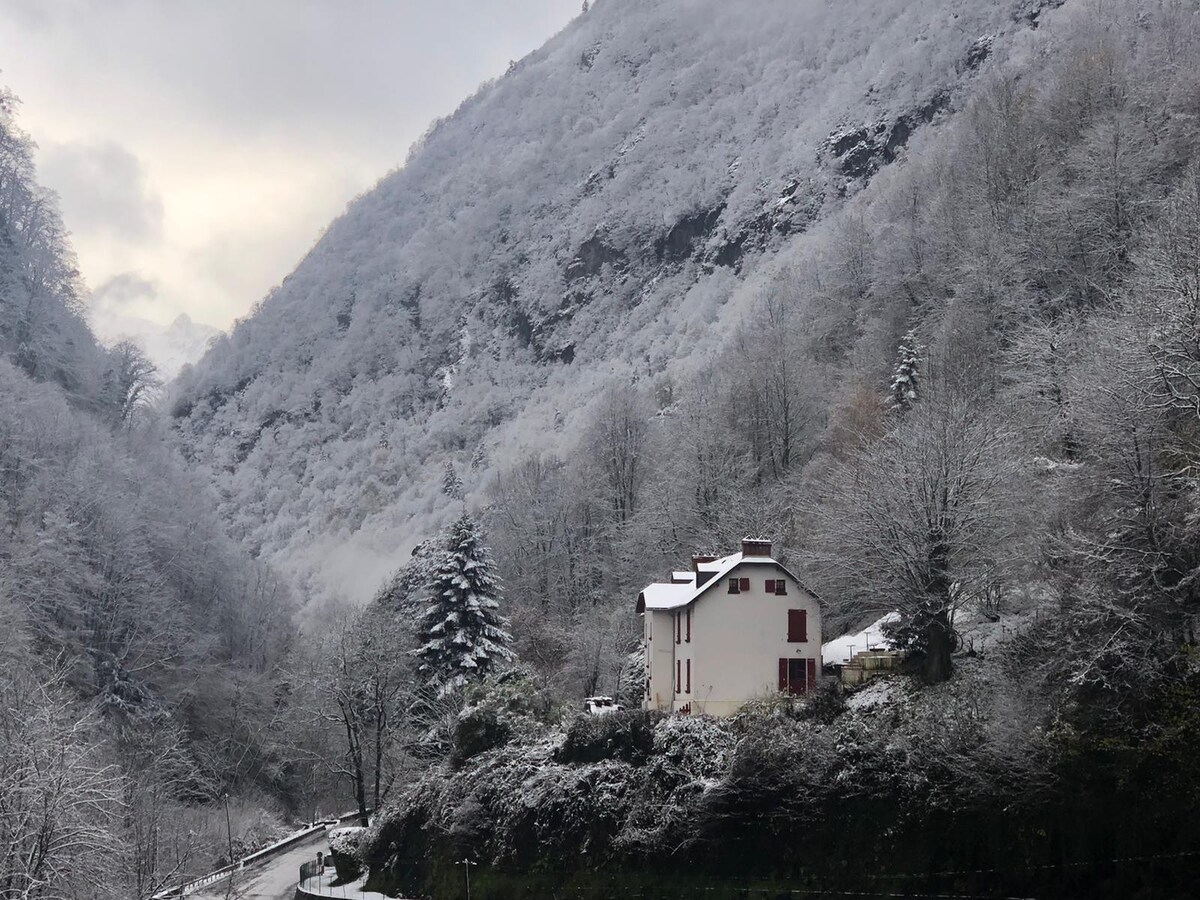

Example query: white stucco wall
[646,609,675,711]
[641,562,822,716]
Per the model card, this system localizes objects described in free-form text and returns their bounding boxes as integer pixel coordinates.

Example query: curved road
[191,830,330,900]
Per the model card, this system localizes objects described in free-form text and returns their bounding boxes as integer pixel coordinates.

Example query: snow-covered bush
[555,709,664,765]
[328,826,366,881]
[453,668,561,765]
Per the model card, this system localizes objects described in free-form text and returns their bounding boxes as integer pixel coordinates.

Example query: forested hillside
[176,0,1200,894]
[169,0,1059,608]
[0,95,299,899]
[10,0,1200,895]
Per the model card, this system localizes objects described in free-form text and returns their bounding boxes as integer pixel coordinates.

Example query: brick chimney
[741,538,772,558]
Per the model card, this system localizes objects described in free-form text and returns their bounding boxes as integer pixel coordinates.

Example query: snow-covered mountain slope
[94,311,220,378]
[170,0,1066,602]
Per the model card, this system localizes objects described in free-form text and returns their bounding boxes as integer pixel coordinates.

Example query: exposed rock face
[565,234,627,282]
[826,91,952,182]
[655,205,725,263]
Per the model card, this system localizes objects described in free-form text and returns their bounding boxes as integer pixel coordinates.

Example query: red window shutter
[728,577,739,594]
[676,612,681,644]
[739,577,750,592]
[676,660,681,694]
[788,609,808,642]
[807,659,817,693]
[776,579,787,596]
[778,658,788,691]
[765,579,776,593]
[686,659,691,693]
[686,608,691,643]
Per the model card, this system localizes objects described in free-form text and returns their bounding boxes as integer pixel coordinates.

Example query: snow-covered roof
[821,612,900,666]
[640,581,694,610]
[639,551,794,612]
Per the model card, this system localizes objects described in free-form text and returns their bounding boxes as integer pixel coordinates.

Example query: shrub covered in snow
[452,668,561,765]
[555,709,664,765]
[328,826,367,881]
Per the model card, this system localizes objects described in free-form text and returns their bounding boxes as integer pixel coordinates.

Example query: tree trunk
[922,610,954,684]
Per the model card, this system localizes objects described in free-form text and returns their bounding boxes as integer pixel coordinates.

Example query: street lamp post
[456,858,477,900]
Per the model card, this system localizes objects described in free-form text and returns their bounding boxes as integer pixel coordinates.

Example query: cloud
[91,271,159,318]
[0,0,580,330]
[37,140,163,242]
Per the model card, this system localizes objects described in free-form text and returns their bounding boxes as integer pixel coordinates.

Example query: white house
[636,539,823,717]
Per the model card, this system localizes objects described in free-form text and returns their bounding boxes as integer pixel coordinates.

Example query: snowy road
[190,830,329,900]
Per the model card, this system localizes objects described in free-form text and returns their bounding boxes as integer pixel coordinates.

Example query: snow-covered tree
[415,515,515,696]
[441,461,465,501]
[888,329,921,412]
[470,442,489,471]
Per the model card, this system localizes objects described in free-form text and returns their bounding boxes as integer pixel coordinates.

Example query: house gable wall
[672,562,822,716]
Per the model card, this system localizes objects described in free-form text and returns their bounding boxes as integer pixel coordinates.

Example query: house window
[775,579,787,596]
[778,658,816,695]
[648,616,652,641]
[787,609,808,642]
[675,612,681,644]
[685,607,692,643]
[686,659,691,693]
[728,577,740,594]
[676,660,682,694]
[739,577,750,592]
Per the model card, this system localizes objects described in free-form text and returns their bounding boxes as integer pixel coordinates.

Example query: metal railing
[152,809,362,899]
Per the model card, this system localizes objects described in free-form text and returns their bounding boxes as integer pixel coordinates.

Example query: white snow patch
[845,676,902,711]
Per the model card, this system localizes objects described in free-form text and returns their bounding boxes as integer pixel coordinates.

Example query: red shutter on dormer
[778,658,788,691]
[739,577,750,592]
[765,579,776,592]
[788,609,808,642]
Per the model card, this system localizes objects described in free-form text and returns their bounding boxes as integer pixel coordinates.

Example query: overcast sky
[0,0,580,332]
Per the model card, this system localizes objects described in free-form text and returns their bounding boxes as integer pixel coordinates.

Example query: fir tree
[441,461,464,501]
[415,514,515,695]
[888,329,921,412]
[470,442,489,471]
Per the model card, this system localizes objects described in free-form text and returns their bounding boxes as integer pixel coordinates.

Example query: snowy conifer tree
[441,461,464,501]
[415,514,515,695]
[888,330,921,412]
[470,442,489,471]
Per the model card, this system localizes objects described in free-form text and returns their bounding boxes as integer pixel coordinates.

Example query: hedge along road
[190,830,330,900]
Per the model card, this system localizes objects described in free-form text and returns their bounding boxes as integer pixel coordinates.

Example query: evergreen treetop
[415,514,515,696]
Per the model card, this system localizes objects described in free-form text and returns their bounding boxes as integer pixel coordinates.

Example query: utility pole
[223,793,234,866]
[456,858,477,900]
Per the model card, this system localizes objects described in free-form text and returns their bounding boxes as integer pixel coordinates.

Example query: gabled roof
[637,550,807,613]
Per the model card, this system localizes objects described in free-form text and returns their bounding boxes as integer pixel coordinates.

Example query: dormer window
[728,577,740,594]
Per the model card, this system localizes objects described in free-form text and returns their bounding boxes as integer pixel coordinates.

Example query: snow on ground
[845,676,905,711]
[822,612,900,666]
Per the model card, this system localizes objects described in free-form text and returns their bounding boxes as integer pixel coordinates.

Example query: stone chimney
[741,538,772,558]
[691,553,718,572]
